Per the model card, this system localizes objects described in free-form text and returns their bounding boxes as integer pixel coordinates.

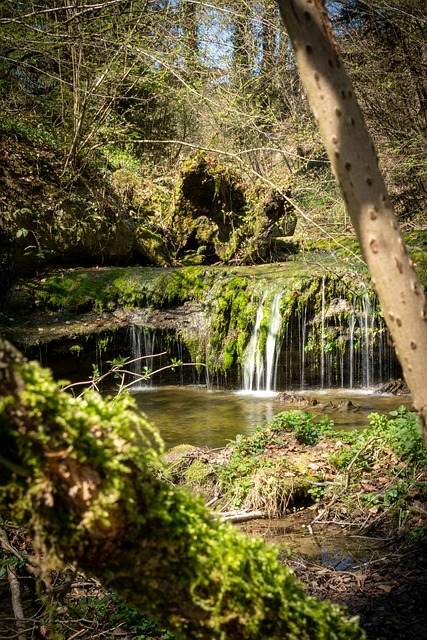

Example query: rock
[277,393,319,407]
[263,188,297,238]
[167,153,297,265]
[133,226,170,266]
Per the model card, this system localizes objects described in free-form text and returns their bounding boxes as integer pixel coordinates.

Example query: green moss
[1,343,364,639]
[133,226,170,266]
[184,459,213,487]
[2,260,378,381]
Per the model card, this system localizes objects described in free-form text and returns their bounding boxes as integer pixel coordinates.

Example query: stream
[133,385,412,449]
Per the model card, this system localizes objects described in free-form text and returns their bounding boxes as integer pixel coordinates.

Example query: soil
[294,540,427,640]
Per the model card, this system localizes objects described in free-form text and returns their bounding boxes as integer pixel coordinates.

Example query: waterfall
[300,304,307,389]
[129,326,156,388]
[348,312,356,389]
[360,291,372,388]
[320,277,326,388]
[264,293,282,393]
[125,276,399,393]
[243,292,282,393]
[243,293,266,392]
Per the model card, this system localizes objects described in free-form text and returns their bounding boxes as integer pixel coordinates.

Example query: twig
[220,510,265,523]
[344,437,378,490]
[0,529,27,640]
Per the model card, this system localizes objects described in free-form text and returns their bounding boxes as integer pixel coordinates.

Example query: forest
[1,1,427,639]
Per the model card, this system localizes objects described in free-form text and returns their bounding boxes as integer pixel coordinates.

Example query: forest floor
[242,511,427,640]
[1,518,426,640]
[293,538,427,640]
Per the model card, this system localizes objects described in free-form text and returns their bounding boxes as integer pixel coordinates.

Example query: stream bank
[163,406,427,639]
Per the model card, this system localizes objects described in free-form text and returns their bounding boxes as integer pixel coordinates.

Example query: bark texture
[277,0,427,439]
[0,339,363,640]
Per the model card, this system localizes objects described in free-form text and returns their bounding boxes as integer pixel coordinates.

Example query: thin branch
[0,529,27,640]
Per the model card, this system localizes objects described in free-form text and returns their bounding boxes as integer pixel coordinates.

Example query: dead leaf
[39,624,51,638]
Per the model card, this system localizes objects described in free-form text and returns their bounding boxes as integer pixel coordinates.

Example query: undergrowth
[326,407,427,536]
[213,411,335,513]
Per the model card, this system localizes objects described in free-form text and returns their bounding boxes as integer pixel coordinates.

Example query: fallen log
[0,339,364,640]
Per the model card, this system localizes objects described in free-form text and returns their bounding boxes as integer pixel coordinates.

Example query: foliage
[76,591,176,640]
[324,407,427,534]
[330,407,426,472]
[1,0,425,284]
[213,411,333,512]
[270,411,335,445]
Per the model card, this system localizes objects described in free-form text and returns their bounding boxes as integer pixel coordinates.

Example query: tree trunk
[0,339,363,640]
[277,0,427,441]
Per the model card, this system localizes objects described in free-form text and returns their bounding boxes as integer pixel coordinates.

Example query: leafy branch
[62,352,207,397]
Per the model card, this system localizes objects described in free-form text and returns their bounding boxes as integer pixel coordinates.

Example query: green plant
[270,410,334,445]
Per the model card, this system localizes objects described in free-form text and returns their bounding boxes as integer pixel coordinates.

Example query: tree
[0,338,363,640]
[277,0,427,441]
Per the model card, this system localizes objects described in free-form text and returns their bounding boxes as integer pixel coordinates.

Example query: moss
[2,260,379,382]
[184,459,213,487]
[0,341,364,640]
[133,226,170,266]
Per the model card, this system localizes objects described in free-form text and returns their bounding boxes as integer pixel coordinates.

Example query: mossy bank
[0,257,403,387]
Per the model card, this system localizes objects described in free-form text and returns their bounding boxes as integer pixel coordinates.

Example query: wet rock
[277,393,319,407]
[322,400,362,412]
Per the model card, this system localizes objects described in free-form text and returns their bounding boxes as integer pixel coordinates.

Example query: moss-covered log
[0,339,363,639]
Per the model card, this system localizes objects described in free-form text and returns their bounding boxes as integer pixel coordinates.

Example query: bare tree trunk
[277,0,427,441]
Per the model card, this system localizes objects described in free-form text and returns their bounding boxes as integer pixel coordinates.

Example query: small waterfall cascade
[243,292,283,393]
[264,293,282,393]
[124,276,400,393]
[348,312,356,389]
[320,277,326,388]
[292,283,398,390]
[243,293,266,392]
[360,290,373,388]
[129,326,157,387]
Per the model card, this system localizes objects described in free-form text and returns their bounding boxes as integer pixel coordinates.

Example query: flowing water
[128,279,400,394]
[133,385,412,450]
[126,276,406,451]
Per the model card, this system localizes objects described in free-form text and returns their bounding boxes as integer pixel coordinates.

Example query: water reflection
[133,385,412,450]
[241,517,382,569]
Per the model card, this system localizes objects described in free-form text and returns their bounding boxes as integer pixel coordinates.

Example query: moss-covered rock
[1,258,389,383]
[0,124,137,280]
[133,226,171,266]
[166,152,297,265]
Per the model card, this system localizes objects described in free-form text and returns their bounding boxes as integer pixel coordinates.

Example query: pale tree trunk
[277,0,427,441]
